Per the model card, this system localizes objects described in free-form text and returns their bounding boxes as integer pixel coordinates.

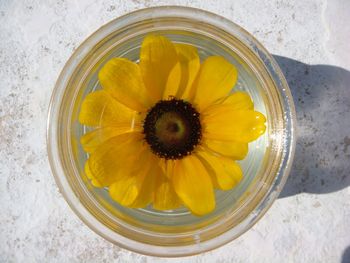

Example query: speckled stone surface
[1,1,349,262]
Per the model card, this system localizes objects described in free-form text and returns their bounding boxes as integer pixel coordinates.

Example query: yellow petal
[98,58,153,111]
[197,151,243,190]
[164,44,200,99]
[158,159,176,180]
[153,167,182,210]
[221,91,254,110]
[84,161,102,187]
[173,156,215,215]
[79,90,138,127]
[191,56,238,110]
[81,127,141,154]
[140,35,178,102]
[202,106,266,142]
[109,150,156,208]
[109,176,140,207]
[130,163,158,208]
[87,132,143,186]
[203,139,248,160]
[163,62,181,99]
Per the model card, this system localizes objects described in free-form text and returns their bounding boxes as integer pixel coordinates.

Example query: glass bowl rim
[47,5,296,257]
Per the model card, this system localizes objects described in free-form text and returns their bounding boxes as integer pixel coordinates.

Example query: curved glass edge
[47,6,296,257]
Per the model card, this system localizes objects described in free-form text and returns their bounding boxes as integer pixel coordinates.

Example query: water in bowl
[74,30,268,227]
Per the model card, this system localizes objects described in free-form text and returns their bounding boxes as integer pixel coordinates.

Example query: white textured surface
[1,1,350,262]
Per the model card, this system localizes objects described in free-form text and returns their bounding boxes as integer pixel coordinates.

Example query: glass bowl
[47,6,296,257]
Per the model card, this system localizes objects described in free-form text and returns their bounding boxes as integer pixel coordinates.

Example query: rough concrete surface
[0,0,349,262]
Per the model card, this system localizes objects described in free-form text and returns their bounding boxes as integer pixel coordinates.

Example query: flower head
[79,35,266,215]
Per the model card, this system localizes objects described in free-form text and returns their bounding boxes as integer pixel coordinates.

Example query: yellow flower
[79,35,266,216]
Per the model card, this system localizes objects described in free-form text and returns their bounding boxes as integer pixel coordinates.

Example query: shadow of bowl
[342,246,350,263]
[273,55,350,198]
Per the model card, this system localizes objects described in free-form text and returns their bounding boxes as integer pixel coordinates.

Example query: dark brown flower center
[143,98,201,160]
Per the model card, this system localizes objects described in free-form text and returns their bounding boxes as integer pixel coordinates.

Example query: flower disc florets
[143,98,201,160]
